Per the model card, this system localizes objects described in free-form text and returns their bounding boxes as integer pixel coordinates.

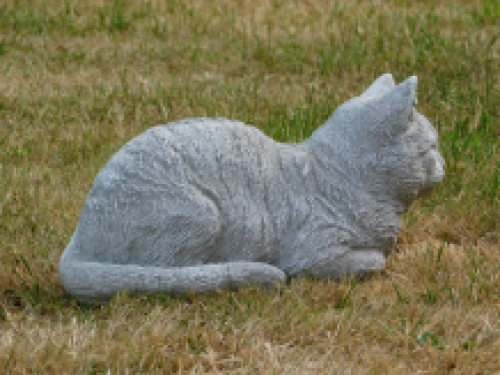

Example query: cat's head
[311,74,445,206]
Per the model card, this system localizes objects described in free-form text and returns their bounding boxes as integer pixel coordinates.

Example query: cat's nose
[438,153,445,168]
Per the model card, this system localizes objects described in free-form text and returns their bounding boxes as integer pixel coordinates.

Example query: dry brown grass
[0,0,499,373]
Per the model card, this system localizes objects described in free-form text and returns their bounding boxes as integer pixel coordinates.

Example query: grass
[0,0,499,373]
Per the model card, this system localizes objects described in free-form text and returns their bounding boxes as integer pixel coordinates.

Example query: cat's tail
[59,239,286,304]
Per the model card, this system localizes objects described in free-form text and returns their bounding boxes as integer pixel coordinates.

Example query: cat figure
[60,74,445,303]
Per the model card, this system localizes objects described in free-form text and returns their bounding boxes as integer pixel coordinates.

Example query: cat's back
[91,118,279,191]
[107,118,285,190]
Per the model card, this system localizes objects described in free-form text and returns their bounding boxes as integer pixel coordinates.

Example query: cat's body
[60,74,445,303]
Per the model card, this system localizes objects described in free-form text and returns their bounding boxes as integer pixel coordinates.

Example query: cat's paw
[333,249,386,279]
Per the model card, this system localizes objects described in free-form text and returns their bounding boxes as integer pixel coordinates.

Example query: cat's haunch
[59,74,445,303]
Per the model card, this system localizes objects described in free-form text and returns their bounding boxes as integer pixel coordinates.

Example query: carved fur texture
[60,74,445,303]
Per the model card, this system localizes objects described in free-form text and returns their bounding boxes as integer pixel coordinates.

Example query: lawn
[0,0,499,373]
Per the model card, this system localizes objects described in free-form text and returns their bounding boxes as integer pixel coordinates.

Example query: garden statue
[59,74,445,303]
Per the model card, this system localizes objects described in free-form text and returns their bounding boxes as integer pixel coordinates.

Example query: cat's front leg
[279,220,387,280]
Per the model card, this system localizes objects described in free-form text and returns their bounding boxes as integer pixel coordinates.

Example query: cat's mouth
[421,152,445,194]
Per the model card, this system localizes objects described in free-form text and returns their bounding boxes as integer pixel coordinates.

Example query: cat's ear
[375,75,417,135]
[359,73,396,99]
[317,75,418,144]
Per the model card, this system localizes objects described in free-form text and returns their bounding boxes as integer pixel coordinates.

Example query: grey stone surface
[60,74,445,303]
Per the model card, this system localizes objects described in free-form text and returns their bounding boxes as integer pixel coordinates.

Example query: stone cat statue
[59,74,445,303]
